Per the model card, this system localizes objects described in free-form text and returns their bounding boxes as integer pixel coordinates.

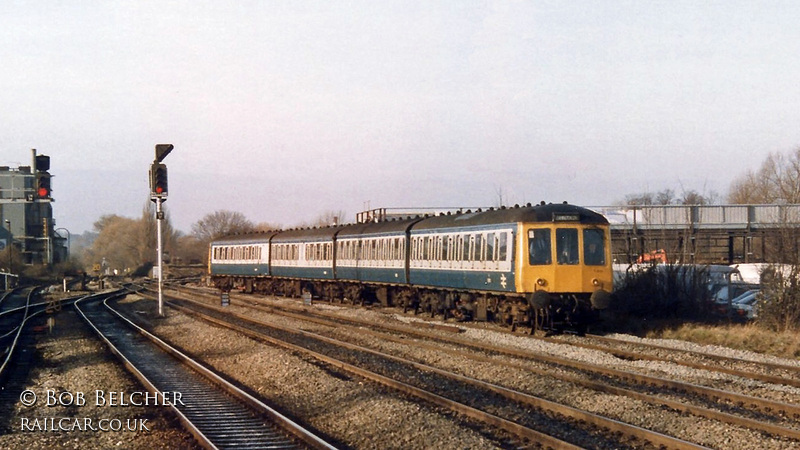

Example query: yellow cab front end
[516,215,613,312]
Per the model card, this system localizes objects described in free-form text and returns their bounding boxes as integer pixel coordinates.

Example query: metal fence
[590,205,800,231]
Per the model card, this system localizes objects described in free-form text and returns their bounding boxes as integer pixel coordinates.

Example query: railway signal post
[150,144,174,316]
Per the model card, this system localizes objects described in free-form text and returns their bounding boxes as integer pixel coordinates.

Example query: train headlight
[536,278,547,287]
[592,278,601,287]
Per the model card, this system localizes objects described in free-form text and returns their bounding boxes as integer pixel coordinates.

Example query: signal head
[150,163,168,197]
[36,172,52,199]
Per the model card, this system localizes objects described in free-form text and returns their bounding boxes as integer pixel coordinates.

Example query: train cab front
[521,220,613,334]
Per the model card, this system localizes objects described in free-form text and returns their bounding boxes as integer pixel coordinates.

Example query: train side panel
[209,241,270,277]
[408,224,517,293]
[336,234,408,284]
[270,238,335,280]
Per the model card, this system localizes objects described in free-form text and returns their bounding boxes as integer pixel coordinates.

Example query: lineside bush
[756,264,800,332]
[609,263,712,324]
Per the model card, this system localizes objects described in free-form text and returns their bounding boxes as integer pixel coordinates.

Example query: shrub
[756,264,800,332]
[612,264,712,321]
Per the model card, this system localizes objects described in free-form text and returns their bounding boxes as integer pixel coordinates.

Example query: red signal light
[150,163,168,197]
[36,172,51,199]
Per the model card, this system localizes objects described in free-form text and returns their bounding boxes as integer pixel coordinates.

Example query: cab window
[583,228,606,266]
[528,229,551,265]
[556,228,579,265]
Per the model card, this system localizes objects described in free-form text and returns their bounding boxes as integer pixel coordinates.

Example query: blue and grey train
[209,202,613,331]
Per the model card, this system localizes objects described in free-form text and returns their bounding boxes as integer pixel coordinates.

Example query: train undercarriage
[211,275,599,334]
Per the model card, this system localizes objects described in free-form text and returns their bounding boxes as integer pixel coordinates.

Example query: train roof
[211,231,279,245]
[412,203,607,231]
[271,226,340,242]
[211,203,607,246]
[336,216,423,238]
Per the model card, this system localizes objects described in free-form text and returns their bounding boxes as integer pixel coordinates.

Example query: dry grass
[651,323,800,360]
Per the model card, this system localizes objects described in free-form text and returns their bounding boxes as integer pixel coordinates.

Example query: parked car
[712,282,760,315]
[731,290,760,320]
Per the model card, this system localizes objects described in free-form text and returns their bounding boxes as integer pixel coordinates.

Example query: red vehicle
[637,249,668,264]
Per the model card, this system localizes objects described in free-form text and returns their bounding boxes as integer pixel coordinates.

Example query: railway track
[138,288,711,449]
[0,288,39,422]
[225,297,800,439]
[74,290,336,450]
[159,284,800,447]
[0,288,90,429]
[0,287,75,386]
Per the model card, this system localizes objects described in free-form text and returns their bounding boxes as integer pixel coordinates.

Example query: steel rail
[245,300,800,441]
[205,290,800,419]
[167,297,707,450]
[574,333,800,380]
[165,286,800,417]
[165,299,585,450]
[0,288,38,381]
[167,284,795,385]
[75,291,336,450]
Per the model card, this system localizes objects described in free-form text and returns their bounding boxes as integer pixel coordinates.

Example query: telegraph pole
[150,144,173,316]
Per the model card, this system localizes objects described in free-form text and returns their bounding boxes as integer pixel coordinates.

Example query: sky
[1,1,799,235]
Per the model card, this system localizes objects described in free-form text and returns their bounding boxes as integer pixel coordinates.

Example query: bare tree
[679,189,716,205]
[83,215,143,274]
[174,234,206,265]
[625,190,675,206]
[655,189,675,205]
[190,210,256,264]
[191,210,256,243]
[729,148,800,204]
[624,192,655,206]
[82,199,181,274]
[623,188,717,206]
[729,147,800,331]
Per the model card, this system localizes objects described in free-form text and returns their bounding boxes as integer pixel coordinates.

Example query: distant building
[0,150,68,267]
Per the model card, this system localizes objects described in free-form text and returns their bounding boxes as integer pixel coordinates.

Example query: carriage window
[556,228,579,265]
[583,228,606,266]
[498,232,508,261]
[472,235,481,261]
[528,229,551,265]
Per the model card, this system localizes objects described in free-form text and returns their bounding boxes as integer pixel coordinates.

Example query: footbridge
[590,204,800,264]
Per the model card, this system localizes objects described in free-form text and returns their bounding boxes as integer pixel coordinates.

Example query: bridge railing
[589,204,800,231]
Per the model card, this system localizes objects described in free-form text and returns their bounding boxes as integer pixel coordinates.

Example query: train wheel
[532,308,550,335]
